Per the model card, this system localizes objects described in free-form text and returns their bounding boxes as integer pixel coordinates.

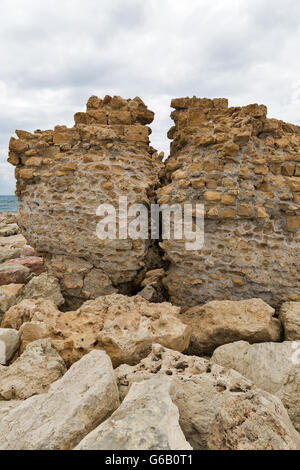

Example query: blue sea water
[0,195,18,213]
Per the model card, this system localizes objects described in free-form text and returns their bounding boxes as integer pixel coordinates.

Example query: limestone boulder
[208,391,300,450]
[0,284,24,322]
[0,401,22,421]
[0,247,20,263]
[1,294,190,367]
[0,350,119,450]
[115,344,299,449]
[212,340,300,431]
[280,302,300,340]
[181,298,281,355]
[0,263,31,286]
[0,339,66,400]
[0,223,20,237]
[0,234,27,250]
[4,256,44,276]
[75,376,192,450]
[18,273,65,307]
[0,328,20,365]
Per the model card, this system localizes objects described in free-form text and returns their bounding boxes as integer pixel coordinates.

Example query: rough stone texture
[212,340,300,431]
[0,339,67,400]
[115,343,298,449]
[0,223,19,237]
[280,302,300,340]
[0,284,24,322]
[18,273,65,307]
[1,294,190,367]
[161,98,300,310]
[0,350,119,450]
[75,376,192,450]
[0,234,27,249]
[207,391,300,450]
[0,328,20,365]
[138,268,166,303]
[9,95,163,306]
[181,298,281,355]
[4,256,44,275]
[0,263,31,286]
[0,401,22,421]
[0,247,21,263]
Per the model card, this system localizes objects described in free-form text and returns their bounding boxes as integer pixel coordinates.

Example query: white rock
[116,344,300,449]
[212,340,300,432]
[75,376,192,450]
[0,350,119,450]
[0,328,20,365]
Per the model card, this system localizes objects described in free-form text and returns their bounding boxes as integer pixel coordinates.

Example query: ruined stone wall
[161,97,300,309]
[9,95,300,311]
[9,96,164,307]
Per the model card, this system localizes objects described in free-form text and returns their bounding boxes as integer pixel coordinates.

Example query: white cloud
[0,0,300,194]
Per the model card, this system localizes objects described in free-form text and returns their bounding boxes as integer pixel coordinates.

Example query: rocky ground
[0,213,299,450]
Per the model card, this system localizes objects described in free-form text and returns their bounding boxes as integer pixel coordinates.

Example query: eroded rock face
[75,376,192,451]
[18,273,65,307]
[212,340,300,431]
[0,284,24,323]
[161,98,300,310]
[1,294,190,367]
[9,95,163,306]
[115,343,298,449]
[207,391,300,450]
[0,339,67,400]
[0,350,119,450]
[0,264,31,286]
[280,302,300,340]
[181,298,281,355]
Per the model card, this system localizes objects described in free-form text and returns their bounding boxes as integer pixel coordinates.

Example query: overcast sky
[1,0,300,195]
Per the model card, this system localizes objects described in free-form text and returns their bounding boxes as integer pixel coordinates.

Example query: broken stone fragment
[212,340,300,432]
[75,376,192,450]
[0,339,66,400]
[0,350,119,450]
[1,294,191,367]
[280,302,300,340]
[181,298,281,355]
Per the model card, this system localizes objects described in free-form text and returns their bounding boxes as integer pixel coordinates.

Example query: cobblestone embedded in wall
[160,97,300,309]
[9,95,300,310]
[9,96,163,307]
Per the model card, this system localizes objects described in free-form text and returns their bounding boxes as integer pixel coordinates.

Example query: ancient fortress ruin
[8,95,300,309]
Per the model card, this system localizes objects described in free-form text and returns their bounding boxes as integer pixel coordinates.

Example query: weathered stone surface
[116,343,298,449]
[10,96,163,305]
[280,302,300,340]
[212,340,300,431]
[0,247,20,263]
[207,391,300,450]
[0,234,27,249]
[0,223,19,237]
[0,284,24,322]
[0,401,21,421]
[0,350,119,450]
[75,376,192,450]
[0,263,31,286]
[0,328,20,364]
[1,294,190,367]
[162,98,300,310]
[138,269,166,303]
[0,339,66,400]
[4,256,44,275]
[181,298,281,355]
[18,273,64,307]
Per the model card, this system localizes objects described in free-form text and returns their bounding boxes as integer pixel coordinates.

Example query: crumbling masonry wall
[9,95,300,310]
[160,97,300,309]
[8,96,163,307]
